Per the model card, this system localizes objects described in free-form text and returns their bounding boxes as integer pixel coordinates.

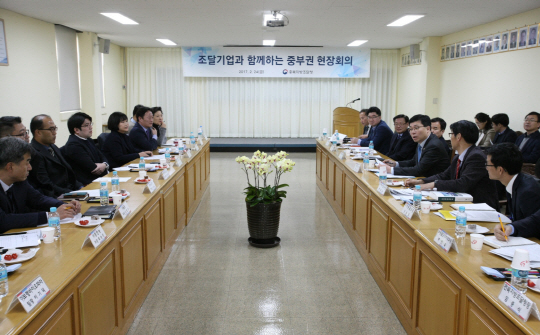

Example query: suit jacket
[508,173,540,238]
[422,145,499,210]
[493,127,517,145]
[439,136,452,158]
[130,122,158,152]
[394,133,450,177]
[62,135,108,185]
[515,131,540,163]
[362,125,370,136]
[386,131,416,161]
[101,130,141,169]
[0,181,64,233]
[28,139,82,197]
[359,120,393,154]
[477,128,496,147]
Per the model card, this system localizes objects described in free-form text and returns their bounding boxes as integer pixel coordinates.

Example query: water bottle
[413,185,422,211]
[111,171,120,193]
[369,140,374,155]
[100,182,109,206]
[322,128,328,139]
[511,268,529,294]
[332,130,338,145]
[165,148,171,165]
[190,132,195,146]
[139,157,145,171]
[379,166,387,185]
[198,126,203,140]
[455,206,467,239]
[0,262,7,298]
[48,207,61,240]
[363,152,369,170]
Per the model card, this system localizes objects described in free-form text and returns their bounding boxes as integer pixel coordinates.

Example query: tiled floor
[128,152,406,335]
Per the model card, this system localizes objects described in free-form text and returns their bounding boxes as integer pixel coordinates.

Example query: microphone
[346,98,361,107]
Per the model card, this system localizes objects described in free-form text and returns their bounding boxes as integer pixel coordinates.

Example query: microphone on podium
[346,97,361,107]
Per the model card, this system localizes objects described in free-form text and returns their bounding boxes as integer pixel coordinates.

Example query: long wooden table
[0,140,211,335]
[316,140,540,335]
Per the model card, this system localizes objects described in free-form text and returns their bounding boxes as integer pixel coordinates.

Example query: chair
[97,132,110,149]
[516,131,524,138]
[522,163,536,176]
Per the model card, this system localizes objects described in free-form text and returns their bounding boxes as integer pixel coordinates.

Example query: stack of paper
[484,236,536,249]
[489,244,540,267]
[0,234,40,249]
[450,203,495,211]
[92,177,131,183]
[389,189,429,201]
[374,173,415,179]
[449,210,512,223]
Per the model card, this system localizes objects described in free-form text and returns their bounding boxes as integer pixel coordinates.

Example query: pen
[498,214,508,242]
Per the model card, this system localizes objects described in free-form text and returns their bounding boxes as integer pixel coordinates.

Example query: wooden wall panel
[334,165,343,213]
[354,184,369,249]
[119,219,145,317]
[196,158,202,192]
[368,200,389,277]
[343,176,355,229]
[176,172,186,228]
[144,200,162,275]
[328,160,335,200]
[187,164,196,210]
[33,296,76,335]
[162,184,176,244]
[321,152,328,189]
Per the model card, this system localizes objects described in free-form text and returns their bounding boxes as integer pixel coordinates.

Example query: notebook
[82,205,117,219]
[483,236,537,249]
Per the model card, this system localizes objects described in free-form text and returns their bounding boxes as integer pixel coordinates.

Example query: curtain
[126,48,398,138]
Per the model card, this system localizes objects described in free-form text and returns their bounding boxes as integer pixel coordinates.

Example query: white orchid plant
[235,150,296,207]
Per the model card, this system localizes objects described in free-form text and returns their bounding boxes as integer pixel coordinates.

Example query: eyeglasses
[12,130,29,137]
[408,126,425,133]
[81,122,93,128]
[524,119,538,123]
[39,127,58,133]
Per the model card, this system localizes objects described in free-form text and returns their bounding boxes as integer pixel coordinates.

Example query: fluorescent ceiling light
[101,13,138,25]
[347,40,368,47]
[263,40,276,46]
[263,13,283,26]
[387,15,424,27]
[156,39,177,46]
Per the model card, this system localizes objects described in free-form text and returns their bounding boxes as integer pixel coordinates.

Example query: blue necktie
[417,145,422,162]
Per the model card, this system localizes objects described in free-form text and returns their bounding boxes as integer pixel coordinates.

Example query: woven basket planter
[246,201,281,245]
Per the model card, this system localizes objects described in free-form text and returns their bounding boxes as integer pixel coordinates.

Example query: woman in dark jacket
[101,112,152,169]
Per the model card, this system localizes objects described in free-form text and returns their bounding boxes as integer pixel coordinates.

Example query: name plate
[338,152,346,160]
[401,202,419,220]
[330,145,337,152]
[194,144,199,151]
[117,202,131,219]
[325,140,331,147]
[82,225,108,249]
[352,162,362,173]
[377,182,389,195]
[186,150,192,158]
[204,134,208,140]
[198,138,203,145]
[143,180,157,194]
[499,281,540,321]
[433,228,459,253]
[159,169,170,180]
[175,157,184,167]
[7,276,51,313]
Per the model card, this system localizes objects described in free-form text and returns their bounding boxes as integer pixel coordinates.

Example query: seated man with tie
[430,117,452,157]
[386,114,416,161]
[381,114,450,177]
[28,114,82,197]
[349,106,393,154]
[0,138,80,233]
[492,113,518,144]
[515,111,540,163]
[129,106,159,152]
[62,112,109,185]
[405,120,498,209]
[356,109,370,139]
[0,116,30,143]
[489,143,540,240]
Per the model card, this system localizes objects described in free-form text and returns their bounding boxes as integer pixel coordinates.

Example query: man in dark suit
[515,111,540,163]
[27,115,82,197]
[492,113,518,144]
[0,138,80,233]
[431,117,452,158]
[382,114,450,177]
[489,143,540,240]
[130,106,159,152]
[62,112,109,185]
[406,121,498,209]
[0,116,30,143]
[360,109,370,136]
[349,106,392,154]
[386,114,416,161]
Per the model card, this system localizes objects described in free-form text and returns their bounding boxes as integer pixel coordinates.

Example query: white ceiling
[1,0,539,49]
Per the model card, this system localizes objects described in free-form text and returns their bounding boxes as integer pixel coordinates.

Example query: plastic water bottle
[190,132,195,146]
[48,207,60,240]
[379,166,387,185]
[100,182,109,206]
[198,126,203,140]
[0,262,8,298]
[111,171,120,193]
[363,152,369,170]
[139,157,145,171]
[455,206,467,239]
[369,140,374,155]
[512,268,529,294]
[322,128,327,139]
[413,185,422,211]
[332,130,338,145]
[165,148,171,165]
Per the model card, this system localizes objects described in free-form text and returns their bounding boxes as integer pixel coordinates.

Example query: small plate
[430,203,443,210]
[75,216,105,227]
[109,191,130,200]
[3,248,39,264]
[135,178,153,184]
[466,225,490,234]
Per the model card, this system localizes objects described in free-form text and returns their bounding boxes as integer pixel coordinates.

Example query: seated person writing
[381,114,450,177]
[489,143,540,240]
[129,106,159,152]
[62,113,109,185]
[386,114,416,161]
[0,116,30,143]
[515,111,540,163]
[0,138,80,233]
[101,112,152,169]
[349,106,392,154]
[405,120,498,210]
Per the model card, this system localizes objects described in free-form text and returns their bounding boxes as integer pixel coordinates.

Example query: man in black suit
[386,114,416,161]
[0,116,30,143]
[431,117,452,157]
[27,115,82,197]
[406,121,498,209]
[382,114,450,177]
[0,138,80,233]
[62,112,109,185]
[492,113,517,144]
[489,143,540,240]
[349,107,393,154]
[130,106,159,152]
[515,111,540,163]
[359,109,370,136]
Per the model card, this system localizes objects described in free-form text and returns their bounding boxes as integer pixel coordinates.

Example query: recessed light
[387,15,424,27]
[347,40,368,47]
[156,39,177,46]
[101,13,138,25]
[263,40,276,46]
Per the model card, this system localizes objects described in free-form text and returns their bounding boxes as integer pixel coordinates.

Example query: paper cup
[369,160,376,169]
[41,227,55,244]
[420,201,431,214]
[160,158,166,166]
[511,249,531,270]
[111,194,122,206]
[470,233,484,251]
[138,171,146,178]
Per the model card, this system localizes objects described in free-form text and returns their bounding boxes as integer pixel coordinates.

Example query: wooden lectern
[332,107,362,137]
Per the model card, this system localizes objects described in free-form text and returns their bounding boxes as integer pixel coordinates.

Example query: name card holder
[330,145,337,152]
[433,228,459,253]
[81,225,108,249]
[158,169,170,180]
[194,144,200,151]
[325,140,331,147]
[203,134,208,140]
[338,152,346,160]
[377,182,389,195]
[175,157,184,167]
[499,281,540,321]
[401,202,420,220]
[198,138,203,145]
[143,180,157,194]
[186,150,193,158]
[114,202,131,219]
[7,276,50,313]
[353,162,362,173]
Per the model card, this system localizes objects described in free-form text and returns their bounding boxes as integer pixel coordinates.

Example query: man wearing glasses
[515,112,540,163]
[386,114,416,161]
[349,106,392,154]
[62,112,109,185]
[381,114,450,177]
[28,115,82,197]
[0,117,30,143]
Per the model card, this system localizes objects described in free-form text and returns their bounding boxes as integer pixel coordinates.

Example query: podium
[332,107,363,137]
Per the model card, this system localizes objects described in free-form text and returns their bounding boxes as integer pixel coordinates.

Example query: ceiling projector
[265,11,288,28]
[266,19,285,27]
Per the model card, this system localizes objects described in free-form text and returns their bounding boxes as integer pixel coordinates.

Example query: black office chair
[97,132,110,149]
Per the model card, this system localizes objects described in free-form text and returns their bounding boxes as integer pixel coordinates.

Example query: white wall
[396,46,426,116]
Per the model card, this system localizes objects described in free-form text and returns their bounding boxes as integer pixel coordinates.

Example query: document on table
[484,236,536,249]
[92,177,131,183]
[374,173,415,179]
[449,203,496,211]
[490,244,540,266]
[449,210,512,223]
[0,234,40,249]
[113,167,131,171]
[128,163,160,169]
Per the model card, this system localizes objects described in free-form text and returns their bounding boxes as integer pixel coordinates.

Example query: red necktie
[455,159,461,179]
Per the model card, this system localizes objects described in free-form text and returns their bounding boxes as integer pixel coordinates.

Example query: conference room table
[0,139,210,335]
[316,139,540,335]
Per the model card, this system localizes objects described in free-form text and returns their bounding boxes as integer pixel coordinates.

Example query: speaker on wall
[99,38,110,54]
[410,44,420,60]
